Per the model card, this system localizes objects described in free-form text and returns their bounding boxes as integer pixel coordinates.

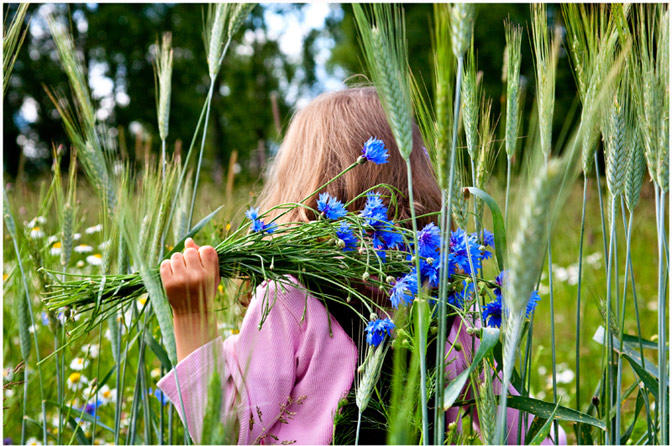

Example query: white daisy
[70,357,89,371]
[26,437,42,445]
[74,244,93,253]
[86,253,104,266]
[97,384,117,405]
[47,235,58,245]
[81,344,99,358]
[85,224,103,234]
[67,372,88,391]
[76,260,85,268]
[28,323,39,333]
[150,368,161,380]
[26,216,46,228]
[5,388,14,398]
[30,226,45,239]
[50,241,63,256]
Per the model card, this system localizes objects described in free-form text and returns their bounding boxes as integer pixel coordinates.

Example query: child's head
[258,87,441,227]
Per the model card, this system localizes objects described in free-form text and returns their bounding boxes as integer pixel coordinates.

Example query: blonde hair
[258,87,441,227]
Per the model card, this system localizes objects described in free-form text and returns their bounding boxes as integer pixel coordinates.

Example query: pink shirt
[158,276,566,445]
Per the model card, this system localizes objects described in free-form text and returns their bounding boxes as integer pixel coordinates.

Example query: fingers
[160,259,172,282]
[199,246,219,277]
[184,247,204,271]
[185,237,200,250]
[170,252,187,277]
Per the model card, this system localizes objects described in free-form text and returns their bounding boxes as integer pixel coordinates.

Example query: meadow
[3,3,668,445]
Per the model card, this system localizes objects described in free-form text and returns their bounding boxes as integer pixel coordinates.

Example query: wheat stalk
[450,3,475,59]
[353,4,413,160]
[531,4,561,160]
[496,158,565,443]
[504,20,522,161]
[462,47,479,165]
[3,3,30,93]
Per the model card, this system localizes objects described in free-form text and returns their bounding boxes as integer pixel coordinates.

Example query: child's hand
[160,238,220,315]
[160,237,220,361]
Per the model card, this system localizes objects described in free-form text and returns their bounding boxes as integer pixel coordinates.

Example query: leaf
[164,204,225,260]
[527,402,560,444]
[145,330,172,371]
[443,327,500,410]
[624,354,659,400]
[140,267,177,366]
[465,187,506,269]
[524,416,548,444]
[620,387,645,444]
[592,326,662,382]
[507,395,605,430]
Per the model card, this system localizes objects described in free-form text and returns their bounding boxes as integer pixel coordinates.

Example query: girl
[158,87,565,445]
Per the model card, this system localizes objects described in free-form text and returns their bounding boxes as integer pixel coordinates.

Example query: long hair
[257,87,442,227]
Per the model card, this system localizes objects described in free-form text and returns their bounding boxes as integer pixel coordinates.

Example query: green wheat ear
[450,3,475,59]
[531,4,561,160]
[154,32,173,143]
[353,4,413,160]
[3,3,30,94]
[504,19,522,161]
[461,46,479,163]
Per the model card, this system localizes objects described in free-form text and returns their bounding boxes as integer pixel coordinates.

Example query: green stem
[575,175,587,413]
[656,186,667,445]
[114,310,124,445]
[187,79,216,230]
[434,55,463,446]
[355,410,362,446]
[594,152,609,270]
[405,158,428,445]
[160,89,209,254]
[605,195,617,444]
[548,241,559,443]
[620,204,655,444]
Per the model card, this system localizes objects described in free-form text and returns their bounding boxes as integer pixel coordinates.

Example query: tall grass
[3,4,668,446]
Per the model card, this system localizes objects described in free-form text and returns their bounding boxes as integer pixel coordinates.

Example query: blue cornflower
[413,223,442,286]
[84,400,102,417]
[485,270,541,327]
[365,317,395,347]
[246,207,277,234]
[360,192,388,227]
[149,388,169,406]
[41,311,50,326]
[336,222,358,251]
[360,137,389,164]
[449,228,484,275]
[75,400,102,423]
[389,272,418,308]
[372,221,404,251]
[245,207,259,221]
[417,223,441,258]
[482,295,503,328]
[317,193,347,220]
[526,290,540,318]
[481,229,495,248]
